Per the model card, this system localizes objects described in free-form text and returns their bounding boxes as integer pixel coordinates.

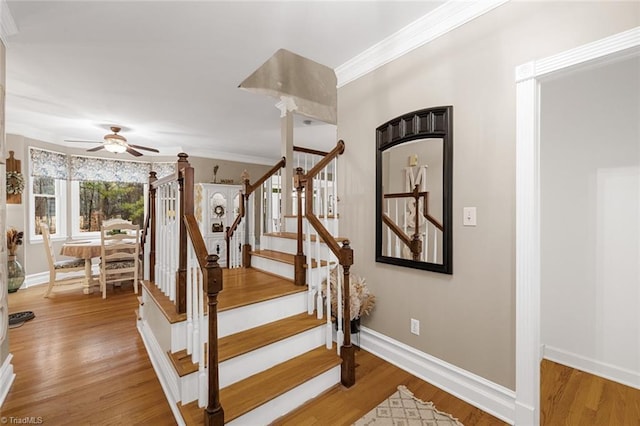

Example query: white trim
[0,0,17,45]
[515,26,640,426]
[359,327,515,425]
[516,27,640,82]
[137,320,185,426]
[0,353,15,407]
[336,0,509,87]
[544,346,640,391]
[24,272,48,288]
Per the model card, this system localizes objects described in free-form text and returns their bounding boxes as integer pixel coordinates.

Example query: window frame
[29,175,67,243]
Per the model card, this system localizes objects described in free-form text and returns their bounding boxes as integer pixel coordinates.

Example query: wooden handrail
[225,157,286,268]
[150,169,180,189]
[306,140,344,178]
[293,145,329,157]
[383,189,443,231]
[297,140,355,387]
[183,214,209,270]
[246,157,286,195]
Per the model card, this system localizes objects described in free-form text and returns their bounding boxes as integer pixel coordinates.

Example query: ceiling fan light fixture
[103,137,127,153]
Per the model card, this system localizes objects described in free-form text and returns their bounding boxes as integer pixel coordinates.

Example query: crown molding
[0,0,17,45]
[336,0,509,88]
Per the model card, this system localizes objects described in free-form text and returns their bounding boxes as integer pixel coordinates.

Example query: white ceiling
[4,1,443,164]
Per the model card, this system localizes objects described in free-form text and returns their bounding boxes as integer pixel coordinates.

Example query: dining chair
[99,222,140,299]
[42,223,86,298]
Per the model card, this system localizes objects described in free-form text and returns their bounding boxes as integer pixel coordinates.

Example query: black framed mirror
[376,106,453,274]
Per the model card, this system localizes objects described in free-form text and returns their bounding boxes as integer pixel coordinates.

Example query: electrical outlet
[410,318,420,335]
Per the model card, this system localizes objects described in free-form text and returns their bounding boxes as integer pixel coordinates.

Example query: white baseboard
[0,353,15,407]
[544,345,640,390]
[359,327,515,425]
[24,272,48,288]
[137,321,185,426]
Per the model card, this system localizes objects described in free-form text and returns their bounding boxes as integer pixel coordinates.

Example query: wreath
[6,171,25,195]
[214,205,225,217]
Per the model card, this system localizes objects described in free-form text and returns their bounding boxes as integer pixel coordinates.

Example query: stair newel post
[148,171,157,282]
[176,153,193,314]
[204,253,225,426]
[294,167,307,286]
[340,240,356,388]
[241,170,252,268]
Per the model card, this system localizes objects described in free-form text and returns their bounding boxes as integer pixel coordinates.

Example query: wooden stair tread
[168,349,198,377]
[264,231,348,243]
[219,268,305,311]
[144,269,306,317]
[219,312,325,362]
[284,214,339,219]
[140,280,186,324]
[250,249,332,268]
[179,346,341,424]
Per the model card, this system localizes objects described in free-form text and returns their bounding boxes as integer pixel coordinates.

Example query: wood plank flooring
[4,281,637,425]
[541,359,640,425]
[2,283,175,425]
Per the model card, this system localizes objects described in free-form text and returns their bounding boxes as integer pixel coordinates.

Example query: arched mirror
[376,106,453,274]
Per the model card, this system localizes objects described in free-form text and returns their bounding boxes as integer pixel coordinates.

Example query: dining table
[60,239,102,294]
[61,237,140,295]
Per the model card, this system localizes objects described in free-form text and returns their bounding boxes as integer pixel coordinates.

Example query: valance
[29,148,68,179]
[70,155,151,184]
[151,162,176,179]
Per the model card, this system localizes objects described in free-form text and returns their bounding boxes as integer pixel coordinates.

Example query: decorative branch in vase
[6,227,25,292]
[322,267,376,333]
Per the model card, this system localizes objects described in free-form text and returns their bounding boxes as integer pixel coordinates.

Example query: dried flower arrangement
[322,267,376,321]
[6,227,24,256]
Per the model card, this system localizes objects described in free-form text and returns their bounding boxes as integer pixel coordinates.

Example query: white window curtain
[29,147,68,179]
[151,162,177,179]
[70,155,151,184]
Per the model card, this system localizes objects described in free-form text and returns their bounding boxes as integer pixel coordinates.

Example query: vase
[7,255,26,293]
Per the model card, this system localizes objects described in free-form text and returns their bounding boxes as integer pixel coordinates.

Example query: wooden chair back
[99,222,140,298]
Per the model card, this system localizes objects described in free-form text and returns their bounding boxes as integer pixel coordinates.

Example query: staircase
[137,145,354,425]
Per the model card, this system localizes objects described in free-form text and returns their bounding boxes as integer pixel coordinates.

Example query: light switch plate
[463,207,477,226]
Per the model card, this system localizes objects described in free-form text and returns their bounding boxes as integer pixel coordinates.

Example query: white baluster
[433,226,438,263]
[186,241,194,356]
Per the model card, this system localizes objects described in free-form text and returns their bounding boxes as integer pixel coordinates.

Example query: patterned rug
[354,385,464,426]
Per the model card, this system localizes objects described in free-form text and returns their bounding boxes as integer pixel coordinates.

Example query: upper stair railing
[294,140,355,387]
[225,157,286,268]
[382,185,443,262]
[142,153,224,425]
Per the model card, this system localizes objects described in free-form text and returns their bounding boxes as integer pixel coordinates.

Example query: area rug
[354,385,464,426]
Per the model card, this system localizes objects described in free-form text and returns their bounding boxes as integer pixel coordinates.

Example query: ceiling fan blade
[65,139,102,144]
[128,144,160,153]
[126,147,143,157]
[87,145,105,152]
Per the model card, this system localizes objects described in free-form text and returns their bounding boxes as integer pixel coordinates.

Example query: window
[73,180,145,233]
[32,176,58,235]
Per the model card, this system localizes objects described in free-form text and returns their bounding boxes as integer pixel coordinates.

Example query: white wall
[540,55,640,389]
[338,1,639,389]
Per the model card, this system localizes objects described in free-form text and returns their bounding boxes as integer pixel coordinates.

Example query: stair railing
[225,157,286,268]
[382,185,443,262]
[142,154,224,424]
[184,215,224,425]
[144,153,192,314]
[294,139,356,387]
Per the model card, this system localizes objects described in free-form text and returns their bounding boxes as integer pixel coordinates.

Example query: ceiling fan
[65,126,160,157]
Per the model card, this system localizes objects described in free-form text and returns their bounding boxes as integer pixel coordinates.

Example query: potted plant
[322,267,376,333]
[6,227,25,292]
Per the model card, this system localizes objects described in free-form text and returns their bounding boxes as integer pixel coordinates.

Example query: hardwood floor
[541,359,640,425]
[5,282,636,425]
[2,284,175,425]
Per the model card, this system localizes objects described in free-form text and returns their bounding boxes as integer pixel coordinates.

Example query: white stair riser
[251,256,331,287]
[251,256,294,280]
[218,292,306,337]
[284,217,339,236]
[262,235,338,258]
[226,365,341,426]
[219,326,325,388]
